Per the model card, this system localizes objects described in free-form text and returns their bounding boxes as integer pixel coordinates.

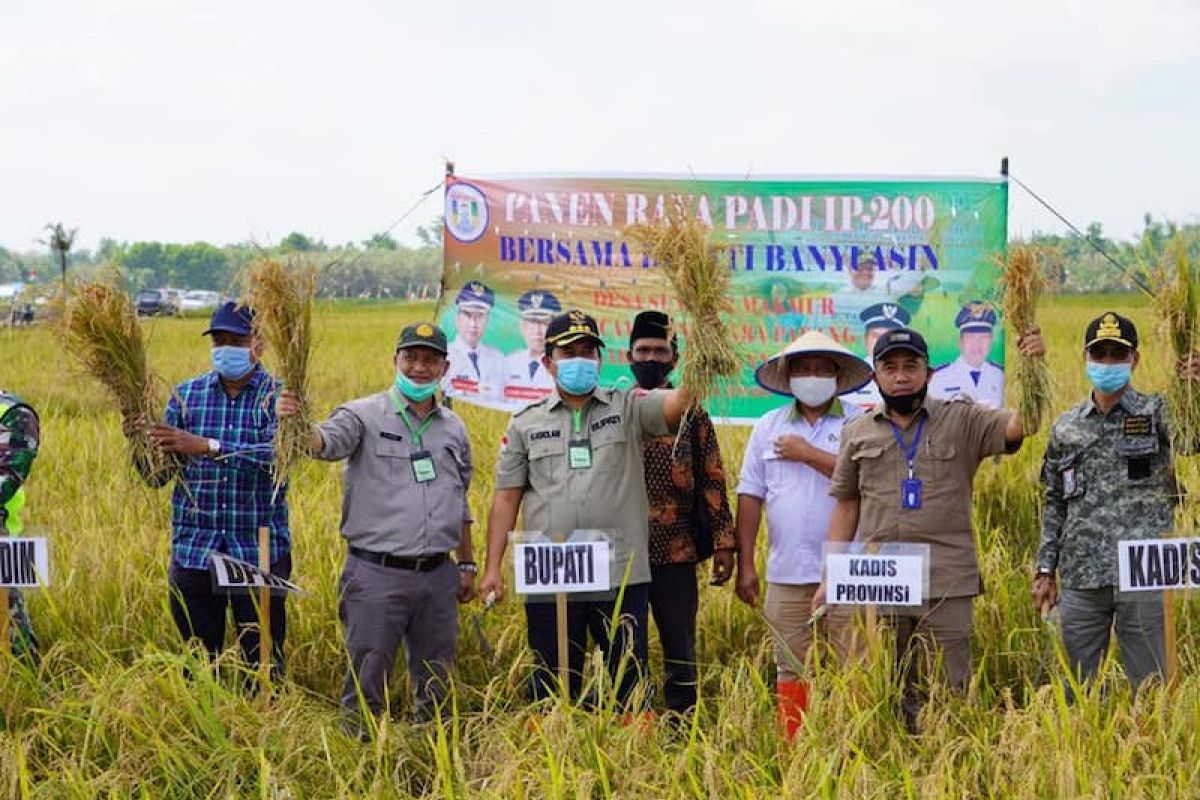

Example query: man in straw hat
[627,309,735,717]
[279,322,476,729]
[125,301,291,679]
[479,309,697,710]
[733,330,873,739]
[813,324,1044,732]
[1033,312,1200,696]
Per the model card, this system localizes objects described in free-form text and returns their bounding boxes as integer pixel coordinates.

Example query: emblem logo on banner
[445,182,489,243]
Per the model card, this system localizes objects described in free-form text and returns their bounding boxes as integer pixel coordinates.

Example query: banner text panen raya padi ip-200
[439,173,1008,424]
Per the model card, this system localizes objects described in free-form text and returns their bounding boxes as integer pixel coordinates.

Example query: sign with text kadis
[514,539,611,595]
[209,554,304,596]
[1119,538,1200,592]
[0,537,49,588]
[825,542,928,607]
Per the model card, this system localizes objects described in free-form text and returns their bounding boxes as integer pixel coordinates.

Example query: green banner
[441,173,1008,423]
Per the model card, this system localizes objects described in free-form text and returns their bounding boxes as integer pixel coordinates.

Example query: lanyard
[571,408,584,436]
[391,388,435,447]
[889,417,926,479]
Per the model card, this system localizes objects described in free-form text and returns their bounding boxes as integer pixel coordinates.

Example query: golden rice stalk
[627,202,739,408]
[1141,235,1200,456]
[59,275,173,481]
[1001,244,1053,432]
[244,257,316,492]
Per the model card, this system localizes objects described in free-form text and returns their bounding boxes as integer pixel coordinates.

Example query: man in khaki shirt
[814,326,1044,731]
[479,310,693,708]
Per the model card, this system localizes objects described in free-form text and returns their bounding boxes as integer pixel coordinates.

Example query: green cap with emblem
[396,322,448,354]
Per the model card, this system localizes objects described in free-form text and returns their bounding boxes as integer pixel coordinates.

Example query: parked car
[180,290,222,311]
[135,289,181,317]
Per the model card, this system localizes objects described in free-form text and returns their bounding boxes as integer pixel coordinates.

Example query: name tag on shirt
[569,439,592,469]
[410,450,437,483]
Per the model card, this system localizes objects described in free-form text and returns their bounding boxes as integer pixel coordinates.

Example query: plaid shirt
[163,365,289,569]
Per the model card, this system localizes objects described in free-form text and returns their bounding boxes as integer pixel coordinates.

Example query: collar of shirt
[546,386,614,413]
[1082,385,1145,418]
[869,396,938,424]
[789,397,845,422]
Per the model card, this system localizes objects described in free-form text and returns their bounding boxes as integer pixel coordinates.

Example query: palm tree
[41,222,78,299]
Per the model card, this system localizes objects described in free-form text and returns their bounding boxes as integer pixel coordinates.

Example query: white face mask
[790,376,837,408]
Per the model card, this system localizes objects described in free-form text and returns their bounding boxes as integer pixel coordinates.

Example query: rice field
[3,294,1200,799]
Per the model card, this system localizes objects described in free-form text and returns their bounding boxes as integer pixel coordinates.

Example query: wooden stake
[1164,587,1178,688]
[556,532,569,696]
[258,526,272,688]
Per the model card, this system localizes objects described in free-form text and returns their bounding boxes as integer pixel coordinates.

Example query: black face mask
[879,383,928,415]
[630,360,674,389]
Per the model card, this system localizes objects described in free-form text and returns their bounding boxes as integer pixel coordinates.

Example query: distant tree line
[1,215,1197,300]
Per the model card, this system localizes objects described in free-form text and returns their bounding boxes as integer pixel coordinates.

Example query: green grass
[3,297,1200,798]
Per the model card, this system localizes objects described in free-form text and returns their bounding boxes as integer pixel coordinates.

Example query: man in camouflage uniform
[1034,312,1200,692]
[0,390,40,658]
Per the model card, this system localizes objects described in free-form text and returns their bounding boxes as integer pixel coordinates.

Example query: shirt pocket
[1116,435,1162,485]
[437,444,468,490]
[850,442,890,489]
[590,425,628,473]
[923,439,958,484]
[374,440,409,479]
[528,438,566,486]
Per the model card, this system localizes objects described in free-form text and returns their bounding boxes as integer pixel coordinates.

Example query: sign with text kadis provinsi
[0,537,49,588]
[514,540,611,595]
[825,542,928,607]
[1119,537,1200,592]
[209,553,305,596]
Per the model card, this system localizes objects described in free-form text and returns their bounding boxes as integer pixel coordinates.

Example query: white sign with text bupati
[0,537,49,588]
[826,548,925,607]
[514,540,610,594]
[1118,537,1200,592]
[209,554,305,595]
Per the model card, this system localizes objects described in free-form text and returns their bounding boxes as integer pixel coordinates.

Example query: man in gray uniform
[1034,312,1200,693]
[479,309,694,707]
[280,322,476,724]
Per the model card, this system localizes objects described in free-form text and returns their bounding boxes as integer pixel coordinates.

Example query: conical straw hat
[754,330,873,397]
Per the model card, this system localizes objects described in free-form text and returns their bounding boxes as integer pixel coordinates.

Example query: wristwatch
[207,438,221,457]
[457,561,478,574]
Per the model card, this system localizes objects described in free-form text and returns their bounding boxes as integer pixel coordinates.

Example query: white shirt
[443,337,506,404]
[737,399,862,585]
[843,380,881,414]
[929,356,1004,409]
[502,348,554,404]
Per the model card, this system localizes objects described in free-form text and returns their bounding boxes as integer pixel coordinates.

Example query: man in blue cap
[444,281,505,405]
[502,290,561,405]
[843,302,911,412]
[930,301,1005,408]
[124,301,291,679]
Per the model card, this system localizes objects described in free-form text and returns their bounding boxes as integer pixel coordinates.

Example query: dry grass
[244,257,317,492]
[1002,244,1053,431]
[1141,236,1200,456]
[627,204,740,408]
[57,275,172,482]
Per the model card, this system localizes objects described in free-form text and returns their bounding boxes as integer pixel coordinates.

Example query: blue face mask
[1086,361,1132,394]
[395,371,438,402]
[211,346,254,380]
[555,357,600,395]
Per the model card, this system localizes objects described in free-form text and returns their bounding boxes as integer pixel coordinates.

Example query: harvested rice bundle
[1001,244,1053,432]
[60,277,172,480]
[1142,236,1200,455]
[244,257,316,492]
[627,203,740,407]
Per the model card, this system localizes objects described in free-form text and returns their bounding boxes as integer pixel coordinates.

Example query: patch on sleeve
[499,434,509,453]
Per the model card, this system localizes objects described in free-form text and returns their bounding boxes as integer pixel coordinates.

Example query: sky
[2,0,1198,253]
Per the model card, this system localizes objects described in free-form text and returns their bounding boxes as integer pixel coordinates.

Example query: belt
[349,547,449,572]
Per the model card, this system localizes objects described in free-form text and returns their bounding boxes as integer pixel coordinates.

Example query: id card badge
[901,478,922,510]
[410,450,437,483]
[1062,466,1078,496]
[568,439,592,469]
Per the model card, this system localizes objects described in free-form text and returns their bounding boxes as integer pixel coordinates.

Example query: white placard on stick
[1119,537,1200,592]
[0,537,49,588]
[825,543,927,607]
[209,553,304,595]
[514,540,610,595]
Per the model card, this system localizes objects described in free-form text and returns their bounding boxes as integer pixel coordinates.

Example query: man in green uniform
[1033,312,1200,693]
[479,309,694,707]
[0,390,40,658]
